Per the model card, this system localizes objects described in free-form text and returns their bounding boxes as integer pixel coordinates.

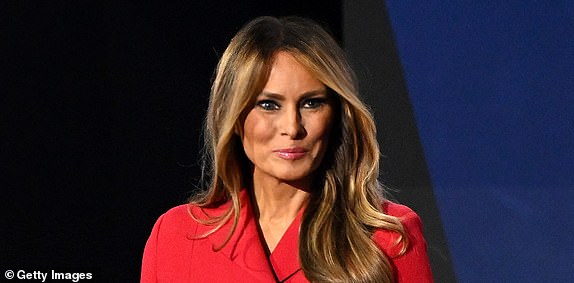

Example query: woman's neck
[250,171,312,253]
[251,176,310,222]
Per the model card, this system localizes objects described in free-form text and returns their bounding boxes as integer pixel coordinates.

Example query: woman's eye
[302,98,327,109]
[256,100,280,111]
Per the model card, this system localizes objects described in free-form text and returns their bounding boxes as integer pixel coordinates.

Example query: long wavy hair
[191,16,407,283]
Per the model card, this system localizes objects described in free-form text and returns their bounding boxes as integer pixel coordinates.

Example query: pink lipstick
[273,148,307,160]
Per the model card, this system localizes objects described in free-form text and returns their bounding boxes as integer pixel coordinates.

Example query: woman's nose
[280,107,306,139]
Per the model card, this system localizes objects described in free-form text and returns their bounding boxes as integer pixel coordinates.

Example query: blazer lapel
[268,207,304,282]
[203,190,276,283]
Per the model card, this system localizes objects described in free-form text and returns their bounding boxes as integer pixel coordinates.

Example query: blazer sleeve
[141,213,165,283]
[393,211,434,283]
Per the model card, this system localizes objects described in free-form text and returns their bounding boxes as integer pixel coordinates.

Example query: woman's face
[242,51,335,185]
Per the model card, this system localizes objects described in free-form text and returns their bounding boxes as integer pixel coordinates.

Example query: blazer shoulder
[150,204,198,237]
[156,204,192,224]
[383,201,418,219]
[384,202,425,242]
[157,201,236,237]
[374,201,426,257]
[379,202,434,282]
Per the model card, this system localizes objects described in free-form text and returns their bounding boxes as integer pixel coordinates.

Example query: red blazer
[141,190,433,282]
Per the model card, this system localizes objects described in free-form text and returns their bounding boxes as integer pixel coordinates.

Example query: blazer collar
[269,205,304,281]
[197,189,304,282]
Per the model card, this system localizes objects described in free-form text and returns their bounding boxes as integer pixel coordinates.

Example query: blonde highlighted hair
[191,16,407,282]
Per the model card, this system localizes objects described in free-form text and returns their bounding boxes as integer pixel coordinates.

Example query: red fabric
[141,190,433,282]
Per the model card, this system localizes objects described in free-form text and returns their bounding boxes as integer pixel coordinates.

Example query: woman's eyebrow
[258,92,284,100]
[259,88,328,99]
[301,88,328,98]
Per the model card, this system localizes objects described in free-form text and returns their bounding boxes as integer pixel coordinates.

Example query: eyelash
[302,98,327,109]
[256,98,327,111]
[256,100,280,111]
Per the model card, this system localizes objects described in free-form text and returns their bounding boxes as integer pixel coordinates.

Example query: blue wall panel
[385,1,573,282]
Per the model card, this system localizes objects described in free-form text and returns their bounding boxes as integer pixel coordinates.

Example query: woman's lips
[273,148,307,160]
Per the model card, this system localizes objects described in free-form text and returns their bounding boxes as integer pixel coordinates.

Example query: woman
[142,16,433,283]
